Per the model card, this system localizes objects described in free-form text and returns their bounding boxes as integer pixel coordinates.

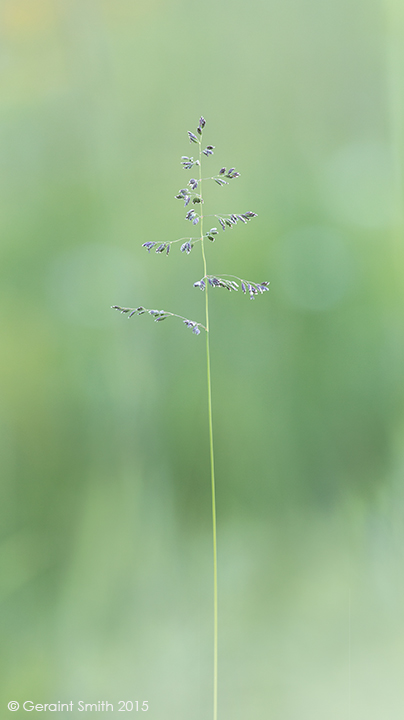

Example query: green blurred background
[1,0,404,717]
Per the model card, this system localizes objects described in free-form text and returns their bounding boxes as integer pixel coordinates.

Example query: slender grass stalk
[198,138,218,720]
[113,116,266,720]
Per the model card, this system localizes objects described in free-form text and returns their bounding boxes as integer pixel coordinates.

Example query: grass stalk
[199,140,218,720]
[113,116,263,720]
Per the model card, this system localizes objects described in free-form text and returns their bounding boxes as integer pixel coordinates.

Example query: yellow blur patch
[1,0,56,37]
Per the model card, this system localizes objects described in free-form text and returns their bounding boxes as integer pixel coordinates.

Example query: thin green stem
[199,137,218,720]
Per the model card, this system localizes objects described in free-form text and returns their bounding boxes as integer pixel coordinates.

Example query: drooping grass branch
[112,116,268,720]
[111,305,206,334]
